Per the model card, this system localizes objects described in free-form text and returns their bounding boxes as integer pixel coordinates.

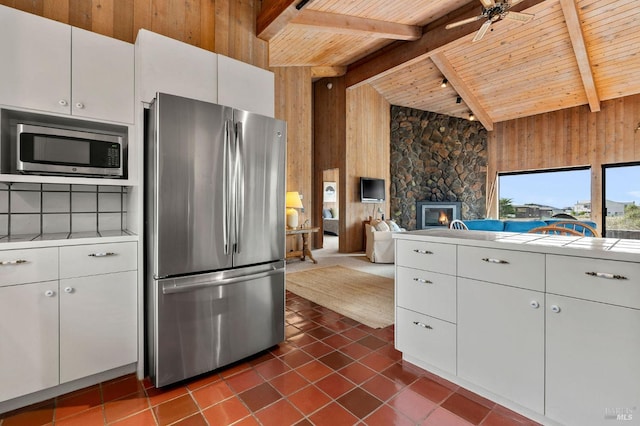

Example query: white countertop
[393,229,640,263]
[0,230,138,250]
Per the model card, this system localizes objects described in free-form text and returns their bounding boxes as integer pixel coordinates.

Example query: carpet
[285,265,394,329]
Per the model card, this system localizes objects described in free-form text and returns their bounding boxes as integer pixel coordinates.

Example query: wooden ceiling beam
[559,0,600,112]
[430,52,493,131]
[346,0,546,88]
[257,0,299,40]
[290,10,422,41]
[311,66,347,78]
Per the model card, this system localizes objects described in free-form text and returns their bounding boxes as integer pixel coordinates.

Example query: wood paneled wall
[313,77,346,249]
[487,94,640,230]
[0,0,268,67]
[344,84,390,252]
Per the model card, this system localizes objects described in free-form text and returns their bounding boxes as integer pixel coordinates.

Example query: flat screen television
[360,177,385,203]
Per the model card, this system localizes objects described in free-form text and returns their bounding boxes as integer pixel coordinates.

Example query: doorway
[602,162,640,239]
[321,168,340,252]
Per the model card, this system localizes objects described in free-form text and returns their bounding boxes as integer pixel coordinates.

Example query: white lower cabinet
[60,271,137,383]
[0,241,137,404]
[546,294,640,426]
[457,278,545,413]
[0,281,59,401]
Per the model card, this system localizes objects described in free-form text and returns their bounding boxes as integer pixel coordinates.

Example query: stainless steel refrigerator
[145,93,286,387]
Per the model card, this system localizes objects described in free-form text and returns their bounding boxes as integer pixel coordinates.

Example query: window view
[499,169,591,220]
[603,164,640,239]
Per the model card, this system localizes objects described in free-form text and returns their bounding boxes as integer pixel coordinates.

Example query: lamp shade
[285,191,303,228]
[285,191,303,209]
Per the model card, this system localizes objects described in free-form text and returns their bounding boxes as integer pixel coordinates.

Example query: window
[498,168,591,220]
[603,163,640,239]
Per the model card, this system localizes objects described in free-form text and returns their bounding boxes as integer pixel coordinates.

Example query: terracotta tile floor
[0,291,541,426]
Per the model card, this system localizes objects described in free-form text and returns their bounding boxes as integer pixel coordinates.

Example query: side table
[286,226,319,263]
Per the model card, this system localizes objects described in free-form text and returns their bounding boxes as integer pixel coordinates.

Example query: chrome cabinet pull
[44,290,55,297]
[585,271,628,280]
[413,249,433,255]
[413,278,433,284]
[413,321,433,330]
[88,252,116,257]
[482,257,509,264]
[0,259,28,265]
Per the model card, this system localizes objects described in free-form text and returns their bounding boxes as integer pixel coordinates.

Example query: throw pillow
[374,220,390,232]
[387,220,401,232]
[330,207,337,219]
[322,209,332,219]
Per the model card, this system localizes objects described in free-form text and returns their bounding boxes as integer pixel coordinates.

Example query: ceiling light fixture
[440,78,448,88]
[469,112,476,121]
[456,96,462,104]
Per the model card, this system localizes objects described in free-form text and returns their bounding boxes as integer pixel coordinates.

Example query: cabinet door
[135,29,217,104]
[0,5,71,114]
[59,271,137,383]
[457,278,544,413]
[0,281,59,401]
[546,295,640,426]
[217,54,274,117]
[71,27,134,123]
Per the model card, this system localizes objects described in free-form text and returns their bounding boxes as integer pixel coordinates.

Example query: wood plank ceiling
[258,0,640,130]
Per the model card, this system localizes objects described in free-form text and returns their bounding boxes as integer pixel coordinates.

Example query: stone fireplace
[416,201,462,229]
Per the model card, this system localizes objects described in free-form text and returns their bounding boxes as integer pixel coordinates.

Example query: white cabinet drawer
[458,246,545,292]
[547,255,640,309]
[396,266,456,323]
[396,240,456,275]
[60,242,137,278]
[0,247,58,287]
[396,307,456,375]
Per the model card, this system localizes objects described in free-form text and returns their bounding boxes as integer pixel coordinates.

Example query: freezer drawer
[148,262,285,387]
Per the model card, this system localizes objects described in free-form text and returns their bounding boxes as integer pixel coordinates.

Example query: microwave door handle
[234,122,244,254]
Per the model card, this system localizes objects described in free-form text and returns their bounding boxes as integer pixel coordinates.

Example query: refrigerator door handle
[162,266,283,294]
[223,119,232,255]
[235,121,245,254]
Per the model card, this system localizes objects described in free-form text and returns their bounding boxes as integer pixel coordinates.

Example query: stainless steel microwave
[16,123,124,177]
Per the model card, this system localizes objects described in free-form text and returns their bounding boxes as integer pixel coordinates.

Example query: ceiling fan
[446,0,534,42]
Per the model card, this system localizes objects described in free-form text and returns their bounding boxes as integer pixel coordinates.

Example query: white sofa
[365,221,405,263]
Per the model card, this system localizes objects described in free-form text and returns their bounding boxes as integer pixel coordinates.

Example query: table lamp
[286,191,303,229]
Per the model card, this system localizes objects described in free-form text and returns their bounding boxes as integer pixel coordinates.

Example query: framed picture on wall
[323,181,337,202]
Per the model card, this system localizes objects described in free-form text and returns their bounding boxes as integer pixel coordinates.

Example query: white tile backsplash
[11,214,40,234]
[98,193,122,212]
[43,214,71,233]
[71,213,97,232]
[72,192,97,212]
[3,184,127,236]
[43,192,71,213]
[11,191,41,213]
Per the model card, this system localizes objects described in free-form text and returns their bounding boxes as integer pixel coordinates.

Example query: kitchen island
[393,229,640,426]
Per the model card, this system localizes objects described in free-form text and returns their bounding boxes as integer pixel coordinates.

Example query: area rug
[285,265,394,329]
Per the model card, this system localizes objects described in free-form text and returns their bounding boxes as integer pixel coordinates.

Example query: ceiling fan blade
[445,15,483,29]
[479,0,496,8]
[473,20,492,42]
[509,0,525,6]
[505,11,534,23]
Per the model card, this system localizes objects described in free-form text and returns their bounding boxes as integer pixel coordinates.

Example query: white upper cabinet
[71,28,134,123]
[0,5,71,115]
[217,54,275,117]
[0,5,134,124]
[135,29,217,104]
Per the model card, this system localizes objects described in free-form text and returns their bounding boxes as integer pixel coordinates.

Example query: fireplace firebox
[416,201,462,229]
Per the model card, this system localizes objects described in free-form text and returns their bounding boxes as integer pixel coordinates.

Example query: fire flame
[438,211,449,225]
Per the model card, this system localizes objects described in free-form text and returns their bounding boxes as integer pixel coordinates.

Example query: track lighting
[456,96,462,104]
[469,112,476,121]
[440,78,448,88]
